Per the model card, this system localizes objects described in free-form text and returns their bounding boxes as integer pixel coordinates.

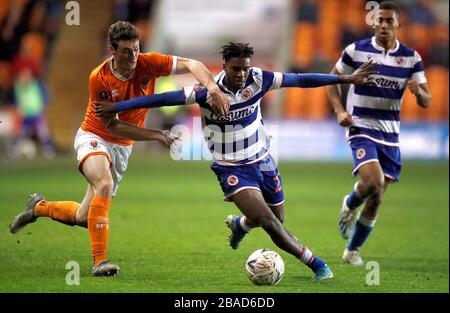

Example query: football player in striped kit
[327,1,431,265]
[94,42,375,280]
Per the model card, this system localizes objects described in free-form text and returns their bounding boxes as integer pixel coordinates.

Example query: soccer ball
[245,249,284,286]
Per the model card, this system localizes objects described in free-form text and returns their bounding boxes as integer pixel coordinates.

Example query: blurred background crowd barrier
[0,0,448,160]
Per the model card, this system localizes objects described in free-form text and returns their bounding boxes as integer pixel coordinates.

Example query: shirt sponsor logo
[208,103,257,122]
[374,77,403,89]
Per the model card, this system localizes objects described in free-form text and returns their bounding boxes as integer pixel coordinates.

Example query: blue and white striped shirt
[183,67,283,165]
[335,36,427,146]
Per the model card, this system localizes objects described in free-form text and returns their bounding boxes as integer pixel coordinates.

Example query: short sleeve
[335,43,356,75]
[410,50,427,84]
[142,53,175,77]
[266,71,283,91]
[183,84,208,105]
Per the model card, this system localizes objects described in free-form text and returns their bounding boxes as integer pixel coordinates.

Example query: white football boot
[338,195,357,240]
[342,248,364,266]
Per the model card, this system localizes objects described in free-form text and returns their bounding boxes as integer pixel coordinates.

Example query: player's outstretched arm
[94,89,187,116]
[282,60,376,89]
[102,116,179,148]
[175,57,229,116]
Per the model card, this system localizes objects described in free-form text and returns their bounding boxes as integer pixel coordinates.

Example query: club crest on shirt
[139,75,150,89]
[227,175,239,186]
[241,88,253,100]
[396,57,405,65]
[356,148,366,160]
[193,84,205,93]
[99,91,109,100]
[90,140,98,149]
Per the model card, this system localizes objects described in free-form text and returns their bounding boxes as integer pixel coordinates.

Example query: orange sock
[88,196,111,266]
[35,200,80,225]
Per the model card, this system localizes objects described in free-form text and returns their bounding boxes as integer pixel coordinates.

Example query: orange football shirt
[81,52,174,145]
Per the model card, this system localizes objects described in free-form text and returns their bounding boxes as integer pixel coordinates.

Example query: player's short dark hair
[379,1,401,15]
[220,42,254,61]
[108,21,140,49]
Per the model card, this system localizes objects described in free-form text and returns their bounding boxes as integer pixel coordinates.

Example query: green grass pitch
[0,155,448,292]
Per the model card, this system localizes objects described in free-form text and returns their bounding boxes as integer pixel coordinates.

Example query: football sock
[88,196,111,266]
[347,212,376,251]
[346,182,365,210]
[239,216,253,232]
[298,245,326,272]
[35,200,80,225]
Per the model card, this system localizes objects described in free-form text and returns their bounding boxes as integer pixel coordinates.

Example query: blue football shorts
[210,154,285,206]
[350,137,402,182]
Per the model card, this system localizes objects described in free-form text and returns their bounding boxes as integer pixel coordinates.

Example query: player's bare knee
[276,212,285,224]
[94,179,114,198]
[260,216,283,233]
[364,178,384,196]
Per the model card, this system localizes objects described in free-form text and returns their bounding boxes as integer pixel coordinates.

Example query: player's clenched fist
[336,110,353,127]
[407,80,420,96]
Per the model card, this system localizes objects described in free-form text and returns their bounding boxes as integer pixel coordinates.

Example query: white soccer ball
[245,249,284,286]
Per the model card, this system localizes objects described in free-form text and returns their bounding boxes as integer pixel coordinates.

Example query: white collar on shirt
[371,36,400,54]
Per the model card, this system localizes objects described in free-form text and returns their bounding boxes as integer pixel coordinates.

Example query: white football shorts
[74,128,133,196]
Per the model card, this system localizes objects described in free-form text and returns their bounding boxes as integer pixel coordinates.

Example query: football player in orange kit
[9,21,229,276]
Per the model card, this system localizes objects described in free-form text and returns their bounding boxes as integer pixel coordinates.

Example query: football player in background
[326,1,431,265]
[9,21,229,277]
[94,42,376,280]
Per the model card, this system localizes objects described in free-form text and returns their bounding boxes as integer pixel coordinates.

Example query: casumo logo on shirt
[208,104,257,122]
[374,78,403,89]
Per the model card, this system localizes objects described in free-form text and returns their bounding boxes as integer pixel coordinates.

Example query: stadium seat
[20,32,47,64]
[284,88,305,118]
[401,87,421,121]
[0,61,12,90]
[293,22,316,68]
[307,87,330,119]
[408,24,430,50]
[0,0,12,26]
[426,66,449,121]
[135,20,153,46]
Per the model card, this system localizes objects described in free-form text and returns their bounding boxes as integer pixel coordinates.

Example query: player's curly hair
[220,42,254,61]
[108,21,140,49]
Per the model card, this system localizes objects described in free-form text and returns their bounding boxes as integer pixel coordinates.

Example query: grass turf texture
[0,155,448,292]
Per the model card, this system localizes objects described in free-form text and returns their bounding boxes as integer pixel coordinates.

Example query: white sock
[298,245,314,264]
[239,216,253,232]
[357,212,377,227]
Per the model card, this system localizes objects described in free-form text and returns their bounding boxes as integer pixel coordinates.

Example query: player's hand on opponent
[407,80,421,96]
[209,87,230,116]
[94,101,117,116]
[343,59,378,86]
[335,110,353,127]
[158,130,181,153]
